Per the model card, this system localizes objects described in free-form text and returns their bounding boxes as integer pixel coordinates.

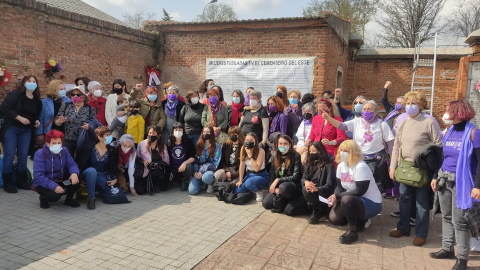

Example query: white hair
[167,85,179,93]
[87,81,101,91]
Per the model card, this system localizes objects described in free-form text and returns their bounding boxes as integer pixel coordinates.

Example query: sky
[81,0,466,46]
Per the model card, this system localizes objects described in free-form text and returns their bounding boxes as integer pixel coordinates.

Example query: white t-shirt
[336,161,382,203]
[344,118,394,155]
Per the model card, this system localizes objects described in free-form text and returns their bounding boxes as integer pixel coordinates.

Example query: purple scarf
[443,121,479,210]
[166,99,178,119]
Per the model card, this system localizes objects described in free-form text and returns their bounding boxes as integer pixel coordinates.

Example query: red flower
[252,115,258,124]
[60,75,65,79]
[45,62,52,70]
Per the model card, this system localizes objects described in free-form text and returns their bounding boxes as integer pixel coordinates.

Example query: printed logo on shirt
[341,172,353,183]
[445,139,462,150]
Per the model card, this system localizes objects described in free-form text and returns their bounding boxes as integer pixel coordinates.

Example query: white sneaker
[364,219,371,228]
[256,190,264,202]
[206,184,214,194]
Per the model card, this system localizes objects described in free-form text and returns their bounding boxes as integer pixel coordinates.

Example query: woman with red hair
[305,99,348,163]
[429,100,480,270]
[32,129,80,209]
[201,87,228,143]
[267,96,288,135]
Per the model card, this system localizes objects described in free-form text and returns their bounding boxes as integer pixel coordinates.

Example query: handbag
[103,185,131,204]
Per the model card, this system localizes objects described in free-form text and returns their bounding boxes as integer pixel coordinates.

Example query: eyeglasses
[71,94,83,97]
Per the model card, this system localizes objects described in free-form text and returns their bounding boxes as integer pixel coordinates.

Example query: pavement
[1,186,480,270]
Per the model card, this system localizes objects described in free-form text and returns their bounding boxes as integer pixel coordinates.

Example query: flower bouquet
[44,59,63,79]
[0,62,11,87]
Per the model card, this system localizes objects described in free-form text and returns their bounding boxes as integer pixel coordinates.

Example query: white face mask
[442,113,453,126]
[173,130,183,138]
[121,146,131,154]
[93,89,103,97]
[250,99,258,107]
[340,152,349,164]
[191,97,199,104]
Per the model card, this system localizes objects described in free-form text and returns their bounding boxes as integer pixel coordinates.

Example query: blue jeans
[188,134,200,145]
[2,126,32,173]
[235,171,269,193]
[398,182,430,238]
[188,171,214,195]
[360,197,382,219]
[82,167,109,199]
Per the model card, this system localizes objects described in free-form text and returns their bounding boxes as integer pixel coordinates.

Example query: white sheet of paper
[319,195,330,204]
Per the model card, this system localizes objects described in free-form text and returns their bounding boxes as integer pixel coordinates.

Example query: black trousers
[262,182,307,216]
[328,195,365,228]
[302,186,333,218]
[35,181,79,202]
[171,163,194,187]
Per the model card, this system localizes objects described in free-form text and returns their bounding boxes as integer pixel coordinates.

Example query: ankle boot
[2,173,17,193]
[308,207,320,224]
[39,195,50,209]
[271,195,287,213]
[339,225,359,244]
[452,258,467,270]
[17,171,31,190]
[87,198,95,210]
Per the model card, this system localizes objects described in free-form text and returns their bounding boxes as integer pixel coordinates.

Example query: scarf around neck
[166,99,178,119]
[208,101,221,127]
[230,102,243,126]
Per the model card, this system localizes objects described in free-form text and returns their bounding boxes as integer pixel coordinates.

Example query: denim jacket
[193,142,222,173]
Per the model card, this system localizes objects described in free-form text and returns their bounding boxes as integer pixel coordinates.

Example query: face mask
[104,135,113,145]
[230,135,238,142]
[268,105,277,113]
[406,105,419,116]
[149,135,157,143]
[58,90,66,98]
[208,85,214,90]
[121,146,131,154]
[94,89,103,97]
[78,85,85,91]
[49,144,62,154]
[244,141,255,149]
[354,103,363,113]
[173,130,183,138]
[276,92,283,98]
[191,97,199,104]
[148,94,157,102]
[26,82,37,91]
[203,133,211,140]
[232,97,241,104]
[167,94,177,102]
[131,110,139,115]
[289,98,298,105]
[395,103,403,111]
[113,88,123,95]
[309,153,318,161]
[278,146,289,154]
[71,96,85,104]
[362,110,375,122]
[340,152,349,163]
[303,113,313,121]
[249,99,258,107]
[209,96,218,104]
[442,113,453,125]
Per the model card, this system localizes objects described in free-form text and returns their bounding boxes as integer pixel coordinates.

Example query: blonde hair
[46,80,64,98]
[335,140,363,167]
[288,90,301,100]
[405,91,427,110]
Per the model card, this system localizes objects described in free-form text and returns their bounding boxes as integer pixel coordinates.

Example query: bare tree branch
[447,0,480,37]
[123,11,156,29]
[196,3,238,22]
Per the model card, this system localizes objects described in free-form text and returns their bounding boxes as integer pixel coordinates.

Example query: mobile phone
[63,180,72,186]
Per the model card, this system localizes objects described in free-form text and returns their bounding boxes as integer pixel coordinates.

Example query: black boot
[308,207,320,224]
[339,225,359,244]
[180,180,188,191]
[271,195,287,213]
[452,258,467,270]
[39,195,50,209]
[2,173,17,193]
[17,171,31,190]
[87,198,95,210]
[429,249,455,259]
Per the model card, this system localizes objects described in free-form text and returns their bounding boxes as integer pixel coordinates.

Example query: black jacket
[412,143,443,178]
[76,143,119,180]
[301,163,336,195]
[162,99,185,122]
[270,151,302,186]
[218,143,241,179]
[227,104,244,126]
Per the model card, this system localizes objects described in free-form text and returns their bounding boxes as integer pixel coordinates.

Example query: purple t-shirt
[442,129,480,173]
[171,144,186,169]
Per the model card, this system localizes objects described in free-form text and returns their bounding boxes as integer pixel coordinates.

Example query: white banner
[206,57,316,105]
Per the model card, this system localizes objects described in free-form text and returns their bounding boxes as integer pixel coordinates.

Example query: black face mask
[244,141,255,149]
[230,135,238,142]
[203,134,211,140]
[276,92,283,98]
[131,110,139,115]
[309,153,318,161]
[149,135,157,143]
[113,88,123,95]
[303,113,313,121]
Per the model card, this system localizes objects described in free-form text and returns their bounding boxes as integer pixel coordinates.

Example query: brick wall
[0,0,157,102]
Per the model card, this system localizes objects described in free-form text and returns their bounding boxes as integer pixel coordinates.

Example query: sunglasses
[71,94,83,97]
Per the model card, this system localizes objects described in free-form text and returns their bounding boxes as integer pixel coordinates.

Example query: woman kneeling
[328,140,382,244]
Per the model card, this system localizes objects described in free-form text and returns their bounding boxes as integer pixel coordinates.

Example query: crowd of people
[0,76,479,270]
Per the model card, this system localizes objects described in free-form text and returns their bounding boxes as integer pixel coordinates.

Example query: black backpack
[215,182,254,205]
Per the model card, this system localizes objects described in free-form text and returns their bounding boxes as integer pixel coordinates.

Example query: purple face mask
[268,105,277,113]
[209,96,218,104]
[362,110,375,122]
[395,103,403,111]
[167,94,177,102]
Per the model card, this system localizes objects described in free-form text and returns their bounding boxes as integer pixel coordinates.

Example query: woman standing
[228,90,244,127]
[239,90,269,147]
[285,90,303,138]
[198,79,214,104]
[235,132,269,202]
[55,86,96,157]
[267,96,288,135]
[262,135,305,216]
[201,87,228,143]
[429,100,480,270]
[168,122,195,191]
[189,126,222,195]
[389,91,442,246]
[37,80,71,136]
[105,79,130,132]
[276,86,288,107]
[215,127,244,184]
[328,140,382,244]
[86,81,107,126]
[302,142,336,224]
[295,103,315,163]
[162,85,185,143]
[180,90,205,145]
[0,75,42,192]
[129,85,167,134]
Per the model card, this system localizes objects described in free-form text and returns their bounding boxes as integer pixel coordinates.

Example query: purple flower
[56,62,63,72]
